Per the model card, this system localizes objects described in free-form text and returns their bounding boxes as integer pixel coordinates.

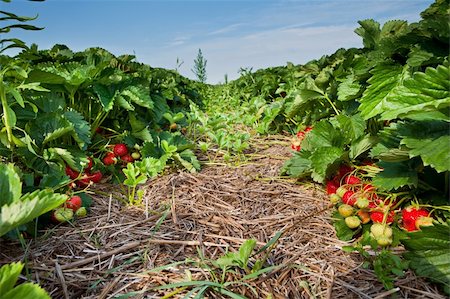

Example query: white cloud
[207,23,245,36]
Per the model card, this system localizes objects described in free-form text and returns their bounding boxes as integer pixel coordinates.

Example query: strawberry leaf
[64,110,91,150]
[0,189,67,237]
[0,262,23,295]
[358,64,410,119]
[402,220,450,294]
[0,163,22,207]
[381,65,450,121]
[310,147,345,183]
[372,161,418,191]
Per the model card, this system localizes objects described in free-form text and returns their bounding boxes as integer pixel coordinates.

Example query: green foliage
[0,262,50,299]
[402,220,450,294]
[0,163,67,237]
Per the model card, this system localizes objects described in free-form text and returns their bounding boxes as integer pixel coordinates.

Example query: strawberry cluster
[51,195,87,223]
[327,164,434,246]
[290,126,313,151]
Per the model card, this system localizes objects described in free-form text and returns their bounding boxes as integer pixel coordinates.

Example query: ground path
[0,135,444,298]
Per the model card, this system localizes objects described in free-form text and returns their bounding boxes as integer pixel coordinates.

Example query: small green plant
[149,233,283,298]
[191,48,207,83]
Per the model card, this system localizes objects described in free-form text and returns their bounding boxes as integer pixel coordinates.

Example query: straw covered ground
[0,136,446,298]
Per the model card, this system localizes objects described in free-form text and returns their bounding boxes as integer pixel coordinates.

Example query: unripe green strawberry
[345,216,361,229]
[370,223,393,238]
[51,208,74,223]
[356,196,369,209]
[329,193,340,204]
[336,186,348,198]
[131,152,141,160]
[75,206,87,218]
[338,204,354,217]
[376,236,392,247]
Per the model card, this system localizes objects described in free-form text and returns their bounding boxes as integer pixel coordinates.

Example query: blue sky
[1,0,433,83]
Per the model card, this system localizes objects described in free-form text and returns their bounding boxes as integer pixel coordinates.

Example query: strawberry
[338,204,354,217]
[291,144,301,151]
[357,210,371,224]
[113,143,128,157]
[51,207,74,223]
[75,206,87,218]
[65,166,79,180]
[336,186,348,198]
[345,216,361,229]
[304,126,313,133]
[344,175,361,185]
[121,154,134,164]
[296,131,305,139]
[103,152,117,165]
[336,164,353,181]
[84,157,93,172]
[415,216,433,229]
[342,190,357,206]
[363,184,375,192]
[169,123,178,131]
[356,196,369,209]
[65,195,82,211]
[326,180,339,195]
[329,194,340,204]
[89,171,103,183]
[370,210,394,224]
[402,206,430,232]
[131,152,141,160]
[370,223,393,246]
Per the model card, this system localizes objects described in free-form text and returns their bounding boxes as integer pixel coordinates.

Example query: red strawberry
[326,180,339,195]
[113,143,128,157]
[402,207,430,232]
[65,195,82,211]
[363,184,375,192]
[84,157,93,172]
[342,190,357,206]
[304,126,313,133]
[65,166,79,180]
[121,154,134,164]
[296,131,305,139]
[291,144,301,151]
[336,164,354,181]
[103,152,117,165]
[370,210,394,224]
[344,175,361,185]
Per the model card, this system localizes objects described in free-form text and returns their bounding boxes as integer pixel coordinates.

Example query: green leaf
[402,221,450,294]
[349,135,377,160]
[64,110,91,150]
[372,161,418,191]
[0,189,67,237]
[121,85,153,109]
[3,282,51,299]
[407,46,434,67]
[396,121,450,172]
[358,64,410,119]
[332,211,355,241]
[336,113,366,141]
[93,84,116,112]
[354,19,380,49]
[302,120,346,150]
[0,163,22,206]
[310,146,345,183]
[281,151,312,178]
[381,65,450,121]
[0,262,23,295]
[337,74,361,102]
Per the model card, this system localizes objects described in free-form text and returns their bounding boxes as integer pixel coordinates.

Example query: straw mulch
[0,136,446,299]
